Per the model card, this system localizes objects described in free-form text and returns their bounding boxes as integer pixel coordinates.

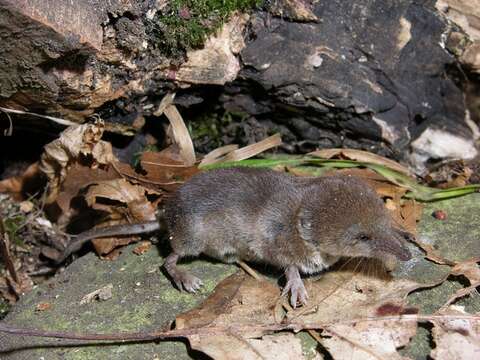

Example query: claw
[182,275,203,293]
[163,252,204,293]
[283,265,308,308]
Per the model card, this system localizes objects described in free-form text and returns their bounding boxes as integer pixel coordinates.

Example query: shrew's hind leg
[163,252,203,293]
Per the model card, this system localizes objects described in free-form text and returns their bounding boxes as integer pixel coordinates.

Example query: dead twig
[236,261,262,280]
[0,216,19,283]
[0,107,77,127]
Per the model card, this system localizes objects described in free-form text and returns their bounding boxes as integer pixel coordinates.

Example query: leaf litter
[0,94,479,358]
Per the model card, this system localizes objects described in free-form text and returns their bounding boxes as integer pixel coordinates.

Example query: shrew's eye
[357,233,370,241]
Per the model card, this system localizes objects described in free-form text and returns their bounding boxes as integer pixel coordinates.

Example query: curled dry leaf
[84,178,157,222]
[450,258,480,284]
[202,134,282,165]
[200,145,240,167]
[92,236,131,257]
[394,199,423,236]
[411,239,454,266]
[310,148,412,176]
[162,103,196,166]
[39,119,117,203]
[84,178,157,256]
[53,163,120,227]
[430,305,480,360]
[153,92,196,167]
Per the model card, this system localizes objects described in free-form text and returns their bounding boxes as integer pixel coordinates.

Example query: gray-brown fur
[163,167,412,306]
[67,167,412,307]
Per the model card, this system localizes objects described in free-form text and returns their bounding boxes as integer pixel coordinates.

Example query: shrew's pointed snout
[376,234,412,261]
[395,244,412,261]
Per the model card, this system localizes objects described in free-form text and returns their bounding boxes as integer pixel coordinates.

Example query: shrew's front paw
[282,265,309,308]
[174,271,204,293]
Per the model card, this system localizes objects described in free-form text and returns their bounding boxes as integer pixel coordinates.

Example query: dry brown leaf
[287,269,420,359]
[113,162,169,194]
[83,178,157,255]
[52,163,120,226]
[163,104,196,166]
[0,162,40,199]
[176,267,423,359]
[84,178,157,222]
[310,148,411,175]
[450,258,480,283]
[99,247,123,261]
[177,273,307,359]
[221,134,282,162]
[399,200,423,235]
[39,119,118,203]
[186,333,265,360]
[176,273,280,335]
[289,269,420,324]
[200,145,240,166]
[140,150,199,188]
[430,305,480,360]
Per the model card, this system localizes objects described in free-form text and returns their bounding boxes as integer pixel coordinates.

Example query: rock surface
[0,0,478,168]
[229,0,478,168]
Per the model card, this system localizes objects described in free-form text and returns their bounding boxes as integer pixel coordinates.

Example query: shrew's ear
[296,209,314,242]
